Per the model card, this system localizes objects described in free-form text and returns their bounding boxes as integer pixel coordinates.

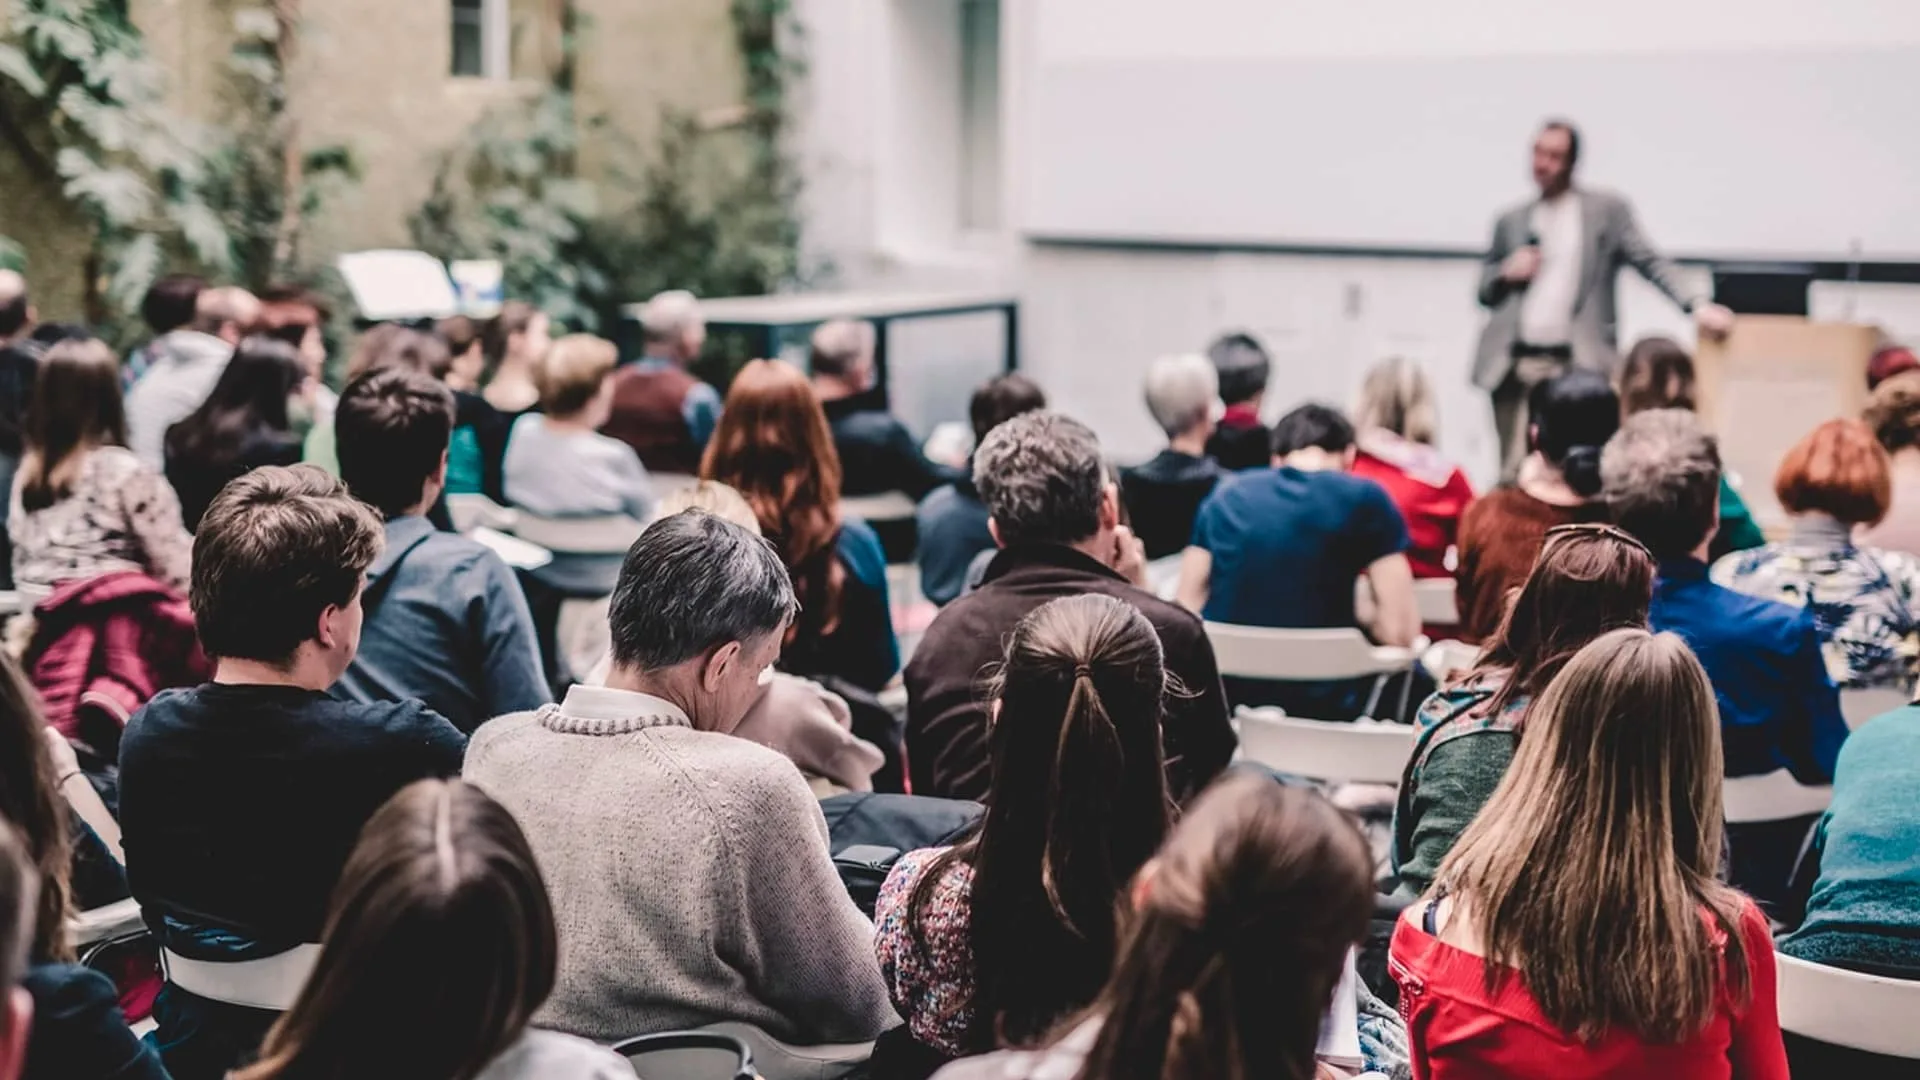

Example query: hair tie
[1074,664,1093,680]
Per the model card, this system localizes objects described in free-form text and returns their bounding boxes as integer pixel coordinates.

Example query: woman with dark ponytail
[1454,369,1619,641]
[935,773,1385,1080]
[874,594,1174,1066]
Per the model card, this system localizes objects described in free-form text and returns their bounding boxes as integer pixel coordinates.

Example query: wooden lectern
[1694,316,1880,533]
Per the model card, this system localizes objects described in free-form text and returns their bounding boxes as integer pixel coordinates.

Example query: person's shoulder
[465,708,546,756]
[87,444,149,479]
[336,695,466,746]
[1704,577,1817,645]
[123,685,199,739]
[21,961,122,1020]
[475,1028,635,1080]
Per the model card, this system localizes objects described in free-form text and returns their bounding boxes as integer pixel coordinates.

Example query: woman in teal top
[1392,523,1656,897]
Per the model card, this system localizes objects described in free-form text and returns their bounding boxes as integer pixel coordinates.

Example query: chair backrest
[616,1022,873,1080]
[1413,578,1460,626]
[1421,639,1482,683]
[69,897,144,949]
[841,491,918,524]
[509,513,646,555]
[1236,707,1417,784]
[1204,623,1417,682]
[1775,953,1920,1058]
[650,472,701,498]
[1840,686,1911,730]
[445,493,518,535]
[1721,769,1833,824]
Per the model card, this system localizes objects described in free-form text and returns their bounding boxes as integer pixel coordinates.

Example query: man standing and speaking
[1474,119,1734,474]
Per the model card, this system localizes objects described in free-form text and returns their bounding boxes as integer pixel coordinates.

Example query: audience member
[233,780,635,1080]
[906,411,1233,802]
[0,827,40,1080]
[1861,370,1920,555]
[1178,403,1416,718]
[935,774,1384,1080]
[162,335,308,530]
[1713,419,1920,691]
[1202,331,1272,471]
[1454,369,1616,642]
[478,301,551,416]
[1393,523,1655,897]
[0,272,40,587]
[703,359,898,691]
[1351,356,1475,579]
[1617,335,1765,558]
[118,466,466,1080]
[124,273,203,389]
[11,338,191,595]
[126,285,259,467]
[254,283,335,424]
[0,653,161,1080]
[1866,344,1920,391]
[311,325,458,477]
[464,510,896,1043]
[437,314,512,503]
[1602,409,1847,907]
[811,318,957,499]
[915,373,1046,606]
[503,334,654,521]
[1120,353,1223,561]
[331,367,548,732]
[603,289,719,474]
[879,594,1174,1060]
[1393,629,1790,1078]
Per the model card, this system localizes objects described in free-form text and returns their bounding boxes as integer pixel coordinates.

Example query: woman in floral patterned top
[873,594,1173,1061]
[9,338,191,594]
[1392,523,1654,898]
[1713,419,1920,693]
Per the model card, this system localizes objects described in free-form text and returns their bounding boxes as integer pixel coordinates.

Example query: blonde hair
[1353,357,1438,445]
[1433,628,1750,1043]
[535,334,617,416]
[651,481,761,535]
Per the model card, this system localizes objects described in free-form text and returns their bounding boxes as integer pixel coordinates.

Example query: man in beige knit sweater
[465,510,899,1045]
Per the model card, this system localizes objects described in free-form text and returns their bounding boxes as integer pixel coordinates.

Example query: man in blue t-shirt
[1178,403,1418,717]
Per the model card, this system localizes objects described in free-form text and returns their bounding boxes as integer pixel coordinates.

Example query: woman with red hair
[702,359,899,692]
[1712,418,1920,691]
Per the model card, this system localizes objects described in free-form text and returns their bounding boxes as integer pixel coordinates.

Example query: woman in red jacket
[1350,357,1474,580]
[1390,627,1789,1079]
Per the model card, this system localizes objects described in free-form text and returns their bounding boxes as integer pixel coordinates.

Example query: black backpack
[820,792,982,916]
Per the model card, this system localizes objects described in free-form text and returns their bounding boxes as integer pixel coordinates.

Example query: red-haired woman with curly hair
[702,359,899,692]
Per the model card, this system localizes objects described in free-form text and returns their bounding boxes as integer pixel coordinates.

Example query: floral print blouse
[1711,515,1920,692]
[9,446,193,594]
[874,845,976,1057]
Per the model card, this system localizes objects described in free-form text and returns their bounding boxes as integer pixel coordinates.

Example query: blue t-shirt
[1192,466,1409,628]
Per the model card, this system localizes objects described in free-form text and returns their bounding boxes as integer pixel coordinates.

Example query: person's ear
[702,640,743,694]
[1099,483,1121,530]
[986,517,1004,549]
[1341,446,1358,470]
[434,448,450,486]
[1130,860,1160,912]
[315,603,344,651]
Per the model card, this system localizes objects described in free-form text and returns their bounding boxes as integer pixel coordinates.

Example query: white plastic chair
[1412,579,1459,626]
[1203,623,1423,721]
[1840,686,1911,730]
[69,898,144,949]
[840,491,918,525]
[1775,953,1920,1058]
[618,1022,871,1080]
[1235,707,1418,785]
[1722,769,1833,824]
[445,493,518,534]
[650,473,701,498]
[1421,640,1481,683]
[508,513,647,555]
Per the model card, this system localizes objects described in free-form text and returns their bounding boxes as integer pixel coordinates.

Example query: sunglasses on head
[1543,521,1653,558]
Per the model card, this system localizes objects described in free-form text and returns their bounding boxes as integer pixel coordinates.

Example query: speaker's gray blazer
[1472,188,1704,391]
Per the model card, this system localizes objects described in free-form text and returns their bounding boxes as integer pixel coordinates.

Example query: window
[451,0,509,79]
[958,0,1002,231]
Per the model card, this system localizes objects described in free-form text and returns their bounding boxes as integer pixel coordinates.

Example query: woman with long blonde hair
[1391,629,1788,1078]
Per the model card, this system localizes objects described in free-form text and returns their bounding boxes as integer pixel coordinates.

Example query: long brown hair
[907,594,1174,1051]
[1434,628,1751,1044]
[1072,774,1372,1080]
[1470,522,1656,719]
[19,338,127,513]
[234,780,558,1080]
[700,359,848,634]
[1617,336,1697,416]
[0,656,73,964]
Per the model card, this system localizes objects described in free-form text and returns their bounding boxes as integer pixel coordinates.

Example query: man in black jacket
[811,318,959,500]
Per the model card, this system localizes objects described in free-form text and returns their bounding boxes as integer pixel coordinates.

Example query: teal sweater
[1780,706,1920,977]
[1391,674,1524,899]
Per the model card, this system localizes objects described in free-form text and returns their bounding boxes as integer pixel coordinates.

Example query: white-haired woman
[1120,354,1224,560]
[1352,357,1474,578]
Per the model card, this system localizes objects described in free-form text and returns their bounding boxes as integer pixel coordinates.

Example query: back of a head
[649,480,762,535]
[607,510,796,673]
[167,336,304,464]
[436,315,480,360]
[348,325,454,384]
[534,334,617,417]
[22,337,125,512]
[639,289,700,351]
[236,780,556,1080]
[1600,408,1721,559]
[480,301,541,369]
[0,653,73,967]
[0,826,38,1050]
[808,319,875,382]
[1437,628,1745,1044]
[142,275,206,338]
[969,372,1046,446]
[1269,403,1355,458]
[1478,523,1656,715]
[1617,337,1696,416]
[1142,354,1219,441]
[1078,774,1373,1080]
[1354,356,1439,445]
[337,367,457,519]
[1206,332,1270,408]
[1867,345,1920,391]
[1864,370,1920,455]
[973,410,1105,548]
[955,593,1173,1048]
[701,359,843,566]
[191,465,385,665]
[1774,417,1891,528]
[0,271,29,340]
[192,286,261,337]
[1530,369,1620,497]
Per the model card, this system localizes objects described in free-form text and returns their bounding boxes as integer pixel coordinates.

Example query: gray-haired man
[466,510,898,1044]
[904,411,1236,803]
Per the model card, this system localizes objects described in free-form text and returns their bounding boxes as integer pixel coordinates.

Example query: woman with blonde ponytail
[874,594,1173,1064]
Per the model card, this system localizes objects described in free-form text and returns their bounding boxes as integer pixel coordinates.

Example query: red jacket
[26,571,209,754]
[1390,899,1789,1080]
[1352,432,1474,580]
